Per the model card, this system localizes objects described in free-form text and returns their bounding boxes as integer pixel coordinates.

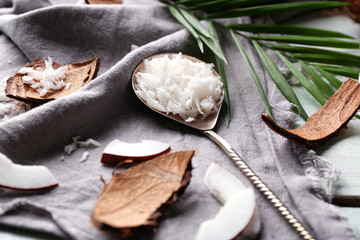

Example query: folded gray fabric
[0,1,356,240]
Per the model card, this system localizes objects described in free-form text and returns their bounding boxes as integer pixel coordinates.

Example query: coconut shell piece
[5,57,100,103]
[262,78,360,147]
[91,150,194,237]
[86,0,123,4]
[325,0,360,23]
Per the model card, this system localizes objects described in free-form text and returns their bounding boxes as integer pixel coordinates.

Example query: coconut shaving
[135,53,223,122]
[19,57,68,97]
[0,77,27,120]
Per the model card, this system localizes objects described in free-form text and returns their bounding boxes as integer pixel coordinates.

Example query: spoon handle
[202,129,315,240]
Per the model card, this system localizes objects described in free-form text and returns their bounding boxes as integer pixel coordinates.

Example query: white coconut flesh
[204,162,248,204]
[196,189,256,240]
[135,53,223,122]
[198,162,262,239]
[103,139,170,158]
[0,152,58,190]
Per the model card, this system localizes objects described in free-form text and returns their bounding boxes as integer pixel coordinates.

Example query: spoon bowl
[131,53,315,240]
[132,53,223,131]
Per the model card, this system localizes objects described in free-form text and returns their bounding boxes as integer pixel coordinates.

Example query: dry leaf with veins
[86,0,122,4]
[92,150,194,237]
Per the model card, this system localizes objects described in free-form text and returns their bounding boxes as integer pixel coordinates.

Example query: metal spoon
[132,53,315,240]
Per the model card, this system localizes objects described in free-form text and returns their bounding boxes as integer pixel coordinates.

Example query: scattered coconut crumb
[19,57,68,97]
[64,139,78,155]
[0,77,26,121]
[78,138,101,148]
[60,155,65,161]
[80,151,90,162]
[65,83,71,91]
[7,60,11,65]
[131,44,139,51]
[64,136,101,155]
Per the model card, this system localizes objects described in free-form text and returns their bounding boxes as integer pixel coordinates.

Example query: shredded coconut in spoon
[19,57,68,97]
[135,53,223,122]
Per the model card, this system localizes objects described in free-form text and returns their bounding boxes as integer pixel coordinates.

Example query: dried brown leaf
[5,57,100,103]
[262,78,360,147]
[86,0,123,4]
[91,150,194,237]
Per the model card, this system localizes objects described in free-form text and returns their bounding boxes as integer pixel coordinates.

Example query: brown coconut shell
[262,78,360,147]
[5,57,100,103]
[91,150,194,238]
[85,0,123,4]
[324,0,360,23]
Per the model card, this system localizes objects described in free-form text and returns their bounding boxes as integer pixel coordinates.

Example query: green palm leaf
[230,30,273,118]
[206,1,349,19]
[291,53,360,67]
[177,8,228,64]
[198,34,228,64]
[253,40,308,119]
[311,64,360,79]
[176,0,212,5]
[209,21,231,125]
[249,35,360,49]
[270,45,359,54]
[187,0,276,11]
[177,7,214,40]
[228,24,354,39]
[276,52,326,106]
[290,53,360,67]
[301,61,335,99]
[271,45,360,67]
[215,58,231,126]
[168,5,204,53]
[315,66,343,89]
[168,5,228,64]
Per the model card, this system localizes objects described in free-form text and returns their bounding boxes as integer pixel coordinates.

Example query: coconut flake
[87,138,101,147]
[80,151,90,162]
[131,44,139,51]
[19,57,68,97]
[64,136,101,155]
[78,138,101,148]
[135,53,223,122]
[64,142,77,155]
[65,83,71,90]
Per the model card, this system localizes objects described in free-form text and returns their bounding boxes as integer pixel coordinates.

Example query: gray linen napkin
[0,1,356,240]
